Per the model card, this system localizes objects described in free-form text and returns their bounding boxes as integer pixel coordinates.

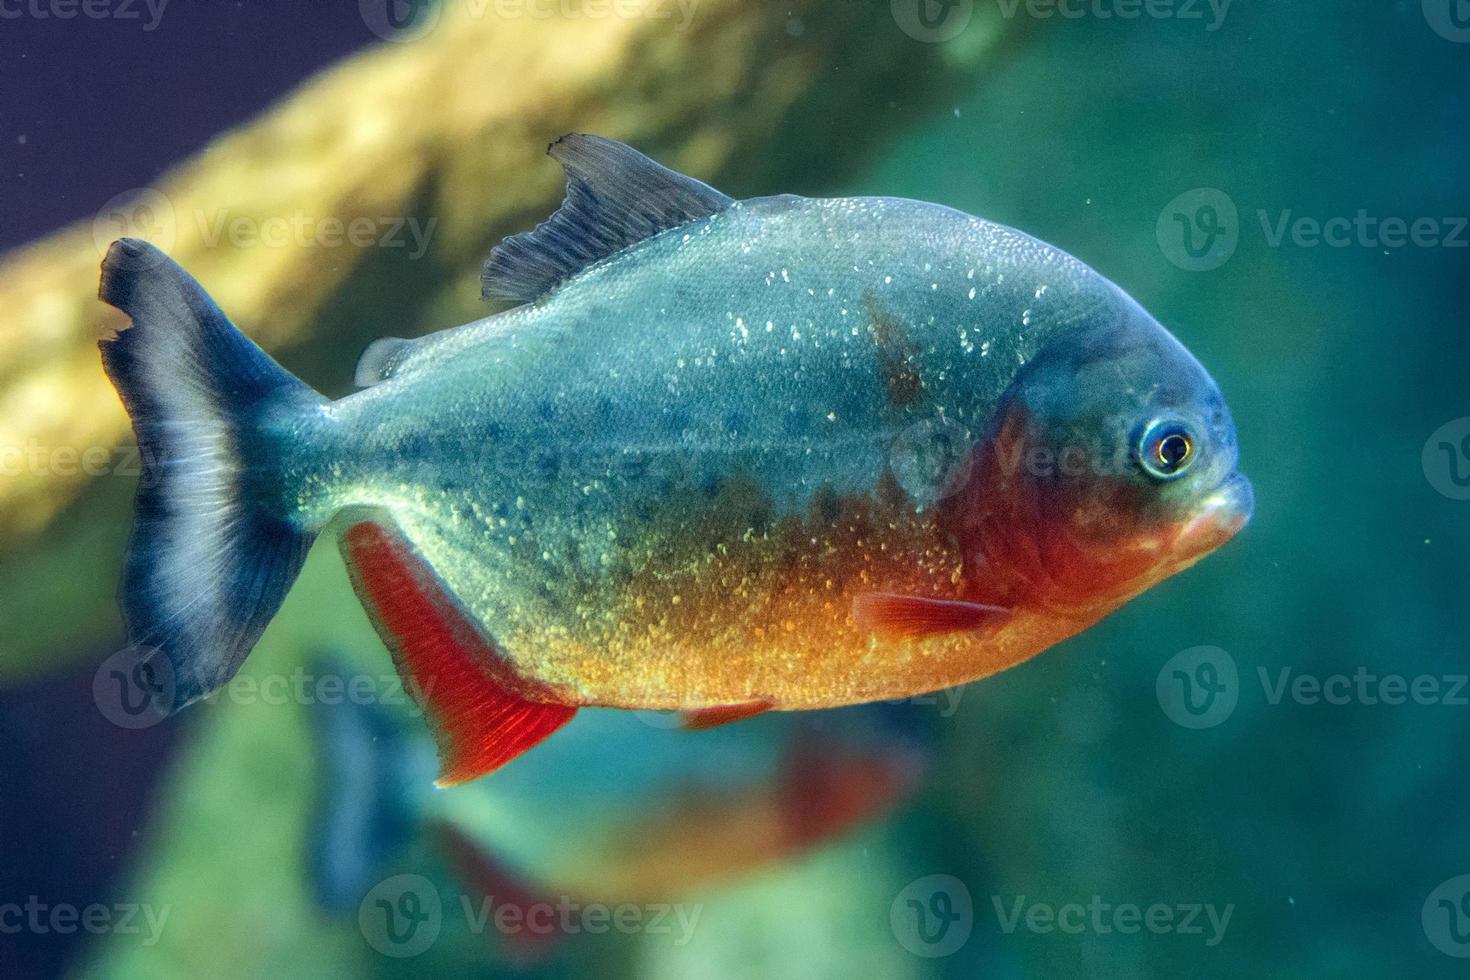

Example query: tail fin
[305,653,429,914]
[98,238,321,710]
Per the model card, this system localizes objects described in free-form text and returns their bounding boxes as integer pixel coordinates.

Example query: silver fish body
[280,195,1125,706]
[99,136,1248,783]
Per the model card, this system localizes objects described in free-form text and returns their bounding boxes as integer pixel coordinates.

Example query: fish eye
[1137,420,1196,480]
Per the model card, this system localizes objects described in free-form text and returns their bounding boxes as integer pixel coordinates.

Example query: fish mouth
[1175,472,1254,556]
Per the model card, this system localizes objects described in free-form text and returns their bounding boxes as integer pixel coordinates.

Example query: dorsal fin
[481,134,734,304]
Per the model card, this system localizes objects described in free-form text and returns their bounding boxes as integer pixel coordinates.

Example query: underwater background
[1,1,1467,977]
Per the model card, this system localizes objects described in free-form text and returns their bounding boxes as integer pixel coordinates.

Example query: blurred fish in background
[304,654,935,961]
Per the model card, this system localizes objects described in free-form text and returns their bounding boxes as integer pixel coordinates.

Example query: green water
[47,2,1470,978]
[851,2,1468,976]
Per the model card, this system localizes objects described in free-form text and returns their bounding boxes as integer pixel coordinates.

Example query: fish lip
[1179,472,1254,548]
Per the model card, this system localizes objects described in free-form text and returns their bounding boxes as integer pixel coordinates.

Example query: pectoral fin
[342,521,577,786]
[852,592,1010,640]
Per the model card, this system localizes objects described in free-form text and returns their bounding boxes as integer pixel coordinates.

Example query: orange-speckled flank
[481,465,1120,713]
[470,398,1233,713]
[343,405,1238,721]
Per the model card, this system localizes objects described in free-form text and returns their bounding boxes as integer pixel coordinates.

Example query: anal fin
[342,522,576,786]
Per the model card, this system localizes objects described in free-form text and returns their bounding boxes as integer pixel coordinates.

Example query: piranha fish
[98,134,1252,785]
[305,655,930,954]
